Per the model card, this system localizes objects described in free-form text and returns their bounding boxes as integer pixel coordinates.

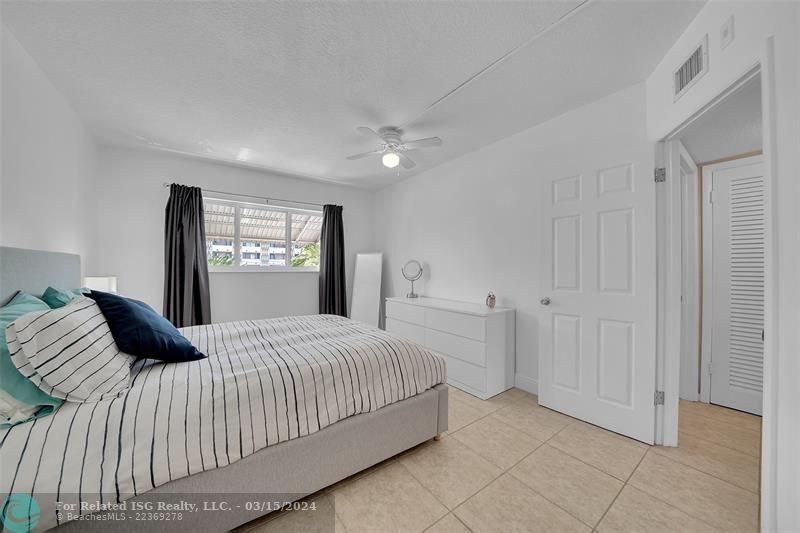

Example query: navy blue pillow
[88,291,205,362]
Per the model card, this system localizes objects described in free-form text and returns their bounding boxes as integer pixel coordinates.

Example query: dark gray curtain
[319,204,347,316]
[163,184,211,327]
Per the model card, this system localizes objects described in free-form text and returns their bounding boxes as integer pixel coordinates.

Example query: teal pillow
[40,286,86,309]
[0,291,63,427]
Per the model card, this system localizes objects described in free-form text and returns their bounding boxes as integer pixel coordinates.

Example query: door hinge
[654,390,665,405]
[654,167,666,183]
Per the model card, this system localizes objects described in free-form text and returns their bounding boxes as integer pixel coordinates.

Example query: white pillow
[7,297,135,402]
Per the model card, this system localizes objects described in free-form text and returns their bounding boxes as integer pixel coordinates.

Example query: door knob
[540,297,551,306]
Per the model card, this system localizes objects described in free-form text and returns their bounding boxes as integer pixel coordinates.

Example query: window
[290,212,322,267]
[204,198,322,271]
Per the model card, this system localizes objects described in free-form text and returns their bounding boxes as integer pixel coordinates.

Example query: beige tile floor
[235,388,761,533]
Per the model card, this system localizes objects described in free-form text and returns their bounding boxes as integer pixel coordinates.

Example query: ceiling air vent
[674,35,708,101]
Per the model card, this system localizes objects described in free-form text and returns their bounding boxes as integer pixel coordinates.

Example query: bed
[0,247,448,532]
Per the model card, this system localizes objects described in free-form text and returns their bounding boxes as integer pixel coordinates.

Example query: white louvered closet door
[709,157,764,415]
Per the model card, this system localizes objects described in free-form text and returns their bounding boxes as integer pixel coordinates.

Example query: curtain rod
[162,182,324,208]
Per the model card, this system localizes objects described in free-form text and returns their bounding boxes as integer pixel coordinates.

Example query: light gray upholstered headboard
[0,247,81,306]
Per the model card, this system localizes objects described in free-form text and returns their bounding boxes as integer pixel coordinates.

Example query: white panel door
[708,158,764,415]
[541,160,656,444]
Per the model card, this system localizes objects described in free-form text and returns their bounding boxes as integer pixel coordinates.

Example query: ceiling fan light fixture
[347,126,440,169]
[382,152,400,168]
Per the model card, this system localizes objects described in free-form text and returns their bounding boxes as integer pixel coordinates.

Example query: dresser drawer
[385,300,425,326]
[385,318,426,345]
[443,355,486,393]
[425,308,486,341]
[425,328,486,367]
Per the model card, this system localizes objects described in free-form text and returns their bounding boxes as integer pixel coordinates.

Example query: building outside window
[204,198,322,271]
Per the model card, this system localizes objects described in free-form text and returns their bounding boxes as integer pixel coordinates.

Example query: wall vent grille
[674,36,708,101]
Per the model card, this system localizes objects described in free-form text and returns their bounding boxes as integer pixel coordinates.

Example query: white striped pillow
[7,296,135,402]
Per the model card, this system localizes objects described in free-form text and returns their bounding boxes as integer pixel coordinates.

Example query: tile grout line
[332,453,449,532]
[676,426,761,458]
[652,450,760,490]
[328,493,347,533]
[620,449,737,533]
[635,404,761,529]
[362,396,756,533]
[543,438,645,483]
[331,393,750,532]
[241,392,758,532]
[674,426,761,457]
[444,398,501,433]
[403,407,548,515]
[329,393,519,530]
[454,394,657,530]
[395,434,493,525]
[423,512,475,533]
[647,442,761,495]
[482,400,705,531]
[443,413,576,528]
[448,400,554,450]
[522,400,758,531]
[679,402,762,429]
[471,418,602,529]
[620,446,752,530]
[590,445,652,532]
[244,391,509,531]
[498,406,647,484]
[446,397,544,443]
[506,418,646,530]
[681,414,762,435]
[325,448,428,530]
[452,513,475,533]
[398,459,457,520]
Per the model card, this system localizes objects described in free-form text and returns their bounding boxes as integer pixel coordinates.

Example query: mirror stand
[407,279,418,298]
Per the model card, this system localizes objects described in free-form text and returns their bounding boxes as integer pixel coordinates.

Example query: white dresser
[385,296,515,400]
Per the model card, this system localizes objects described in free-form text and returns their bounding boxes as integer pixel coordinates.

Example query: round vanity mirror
[401,260,423,298]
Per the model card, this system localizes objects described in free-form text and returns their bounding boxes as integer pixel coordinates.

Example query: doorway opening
[676,73,764,414]
[656,68,765,523]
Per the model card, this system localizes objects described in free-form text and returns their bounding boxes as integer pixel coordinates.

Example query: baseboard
[514,374,538,395]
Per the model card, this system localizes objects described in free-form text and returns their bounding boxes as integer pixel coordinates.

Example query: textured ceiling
[2,0,705,189]
[681,75,762,164]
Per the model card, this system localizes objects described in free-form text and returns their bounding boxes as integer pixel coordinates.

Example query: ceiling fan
[346,126,442,169]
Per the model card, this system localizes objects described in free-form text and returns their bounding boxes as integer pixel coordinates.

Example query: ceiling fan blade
[397,153,416,169]
[356,126,385,141]
[401,137,442,149]
[346,149,383,160]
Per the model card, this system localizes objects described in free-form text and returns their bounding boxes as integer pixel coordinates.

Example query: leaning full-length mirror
[350,252,383,327]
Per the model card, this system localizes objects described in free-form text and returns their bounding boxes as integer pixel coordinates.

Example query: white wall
[89,145,375,322]
[647,1,790,140]
[374,83,651,394]
[1,25,97,264]
[679,75,761,164]
[645,2,800,529]
[1,20,376,324]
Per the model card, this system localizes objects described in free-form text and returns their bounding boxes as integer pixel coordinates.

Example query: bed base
[54,384,448,532]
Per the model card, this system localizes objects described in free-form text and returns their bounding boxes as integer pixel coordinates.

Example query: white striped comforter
[0,315,446,531]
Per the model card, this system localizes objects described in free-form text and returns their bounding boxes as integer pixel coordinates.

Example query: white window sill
[208,266,320,274]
